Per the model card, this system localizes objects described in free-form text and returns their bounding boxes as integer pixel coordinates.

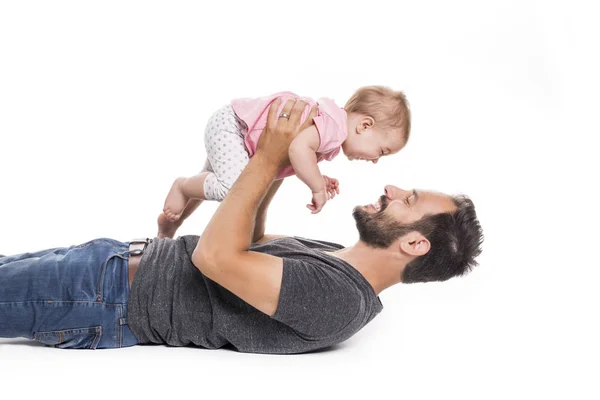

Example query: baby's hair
[344,85,411,143]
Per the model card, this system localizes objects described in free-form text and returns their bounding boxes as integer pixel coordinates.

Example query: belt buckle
[129,238,151,256]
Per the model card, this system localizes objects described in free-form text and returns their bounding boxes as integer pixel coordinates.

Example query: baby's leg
[157,199,201,238]
[162,173,210,221]
[158,159,212,238]
[158,105,248,233]
[201,105,250,201]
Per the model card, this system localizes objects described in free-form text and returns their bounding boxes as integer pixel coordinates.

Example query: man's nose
[384,185,408,200]
[384,185,396,200]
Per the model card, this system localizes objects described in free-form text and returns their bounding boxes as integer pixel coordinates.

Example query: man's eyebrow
[413,189,419,202]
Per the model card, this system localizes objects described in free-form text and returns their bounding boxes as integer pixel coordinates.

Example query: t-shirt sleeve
[272,257,366,339]
[313,113,345,160]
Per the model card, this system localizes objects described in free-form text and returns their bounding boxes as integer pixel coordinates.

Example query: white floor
[1,1,598,399]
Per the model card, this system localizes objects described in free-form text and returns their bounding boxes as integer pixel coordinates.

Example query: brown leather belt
[128,238,152,287]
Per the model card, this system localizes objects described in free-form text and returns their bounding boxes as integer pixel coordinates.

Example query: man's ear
[399,231,431,257]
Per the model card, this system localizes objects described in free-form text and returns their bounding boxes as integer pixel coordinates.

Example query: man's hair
[344,85,411,144]
[401,195,484,283]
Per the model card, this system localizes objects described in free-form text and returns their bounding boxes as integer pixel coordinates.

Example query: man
[0,99,483,354]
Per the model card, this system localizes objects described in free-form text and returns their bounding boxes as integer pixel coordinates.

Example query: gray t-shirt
[128,236,383,354]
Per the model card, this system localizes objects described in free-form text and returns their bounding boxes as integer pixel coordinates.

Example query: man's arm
[193,99,315,316]
[252,179,284,243]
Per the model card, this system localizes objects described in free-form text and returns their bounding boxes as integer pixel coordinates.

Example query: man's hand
[193,97,318,317]
[256,98,317,169]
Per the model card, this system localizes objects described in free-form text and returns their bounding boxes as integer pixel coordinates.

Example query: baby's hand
[307,190,328,214]
[323,175,340,199]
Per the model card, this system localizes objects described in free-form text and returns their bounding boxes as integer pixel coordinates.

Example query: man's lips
[364,197,383,212]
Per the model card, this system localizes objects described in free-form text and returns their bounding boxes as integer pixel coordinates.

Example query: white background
[1,1,598,399]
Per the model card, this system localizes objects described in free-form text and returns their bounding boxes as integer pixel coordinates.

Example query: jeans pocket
[34,326,103,349]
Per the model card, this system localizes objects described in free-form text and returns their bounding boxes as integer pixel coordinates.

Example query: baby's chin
[341,148,353,160]
[340,141,350,156]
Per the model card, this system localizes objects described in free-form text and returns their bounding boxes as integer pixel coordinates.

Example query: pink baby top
[231,91,348,179]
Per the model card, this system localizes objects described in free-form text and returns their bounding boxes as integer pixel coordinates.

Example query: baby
[159,85,411,237]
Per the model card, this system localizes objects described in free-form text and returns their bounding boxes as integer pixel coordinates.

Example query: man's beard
[352,196,414,248]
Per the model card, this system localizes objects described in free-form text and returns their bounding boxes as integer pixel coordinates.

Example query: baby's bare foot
[163,177,188,221]
[157,213,180,239]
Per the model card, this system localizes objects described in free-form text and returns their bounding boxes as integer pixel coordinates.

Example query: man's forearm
[252,179,283,242]
[194,98,313,269]
[197,153,279,261]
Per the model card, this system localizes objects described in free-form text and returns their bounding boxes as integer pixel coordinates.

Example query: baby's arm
[288,126,330,213]
[288,125,324,194]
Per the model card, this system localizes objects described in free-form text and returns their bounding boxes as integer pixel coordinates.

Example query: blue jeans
[0,238,139,349]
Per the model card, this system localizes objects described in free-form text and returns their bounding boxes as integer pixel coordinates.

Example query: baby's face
[342,128,405,164]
